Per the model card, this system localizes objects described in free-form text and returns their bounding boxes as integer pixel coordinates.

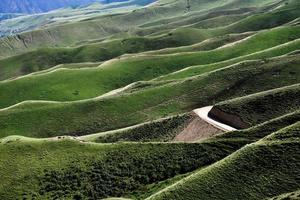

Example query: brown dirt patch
[173,116,223,142]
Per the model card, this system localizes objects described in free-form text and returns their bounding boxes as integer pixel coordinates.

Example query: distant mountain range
[0,0,136,13]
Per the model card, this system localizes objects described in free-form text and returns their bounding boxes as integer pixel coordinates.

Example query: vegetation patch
[89,113,194,143]
[148,123,300,200]
[213,84,300,127]
[0,141,239,199]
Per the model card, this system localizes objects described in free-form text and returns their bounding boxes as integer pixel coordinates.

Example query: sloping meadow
[0,0,300,199]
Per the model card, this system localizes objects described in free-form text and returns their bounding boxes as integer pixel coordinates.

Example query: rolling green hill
[0,0,299,199]
[0,26,299,109]
[0,28,213,81]
[1,104,298,199]
[0,140,240,199]
[211,84,300,128]
[147,122,300,200]
[2,0,296,79]
[0,0,292,58]
[0,1,153,37]
[0,54,299,138]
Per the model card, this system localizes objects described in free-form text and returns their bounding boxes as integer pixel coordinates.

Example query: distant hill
[0,0,154,37]
[0,0,141,13]
[0,13,24,21]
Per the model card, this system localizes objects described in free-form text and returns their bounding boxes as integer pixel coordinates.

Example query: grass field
[1,108,298,199]
[1,1,299,79]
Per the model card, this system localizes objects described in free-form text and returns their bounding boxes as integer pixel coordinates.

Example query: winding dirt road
[193,106,237,132]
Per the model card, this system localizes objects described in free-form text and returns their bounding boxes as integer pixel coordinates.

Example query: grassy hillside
[143,32,254,55]
[81,113,194,143]
[0,140,239,199]
[158,39,300,81]
[212,83,300,127]
[0,54,299,138]
[1,106,298,199]
[2,0,296,80]
[0,0,299,199]
[0,0,154,37]
[1,0,298,80]
[0,0,297,81]
[0,26,299,109]
[133,7,254,36]
[0,0,291,58]
[214,110,300,142]
[83,107,300,143]
[135,0,289,36]
[0,28,212,81]
[148,122,300,200]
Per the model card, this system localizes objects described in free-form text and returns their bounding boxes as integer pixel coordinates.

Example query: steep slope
[0,0,288,58]
[0,0,148,13]
[0,26,299,109]
[210,84,300,128]
[1,104,299,199]
[80,113,200,143]
[0,54,299,138]
[0,140,238,199]
[147,122,300,200]
[0,0,299,199]
[0,28,213,80]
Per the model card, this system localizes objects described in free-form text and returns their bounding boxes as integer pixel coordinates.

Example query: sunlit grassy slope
[0,26,299,109]
[0,28,213,80]
[1,107,298,199]
[0,139,241,199]
[0,0,299,199]
[0,54,299,138]
[1,0,299,79]
[0,0,293,58]
[147,122,300,200]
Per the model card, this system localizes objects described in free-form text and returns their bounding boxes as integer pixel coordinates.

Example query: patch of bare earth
[173,116,223,142]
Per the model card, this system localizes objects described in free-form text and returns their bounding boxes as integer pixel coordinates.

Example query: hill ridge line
[193,106,237,132]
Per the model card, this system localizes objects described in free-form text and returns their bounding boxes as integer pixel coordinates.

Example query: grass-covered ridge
[158,38,300,81]
[0,25,299,109]
[212,83,300,128]
[0,54,299,138]
[1,109,298,199]
[0,0,300,199]
[0,28,212,81]
[0,139,240,199]
[81,113,195,143]
[0,0,293,58]
[147,122,300,200]
[1,0,299,80]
